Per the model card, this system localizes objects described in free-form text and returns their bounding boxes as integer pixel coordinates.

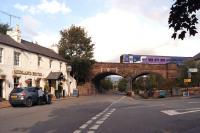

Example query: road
[0,95,200,133]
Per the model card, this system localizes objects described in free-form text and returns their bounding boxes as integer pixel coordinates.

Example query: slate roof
[192,52,200,61]
[46,72,63,80]
[0,34,67,62]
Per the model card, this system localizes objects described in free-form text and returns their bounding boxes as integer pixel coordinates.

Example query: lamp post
[67,66,72,96]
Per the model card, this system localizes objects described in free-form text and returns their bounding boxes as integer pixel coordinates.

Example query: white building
[0,26,76,100]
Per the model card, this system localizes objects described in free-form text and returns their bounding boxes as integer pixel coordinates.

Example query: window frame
[38,56,42,67]
[49,59,53,68]
[14,51,21,66]
[0,48,3,64]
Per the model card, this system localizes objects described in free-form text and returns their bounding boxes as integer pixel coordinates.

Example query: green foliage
[58,25,94,62]
[133,74,164,91]
[71,57,95,84]
[44,82,50,92]
[99,78,113,91]
[169,0,200,39]
[176,61,200,87]
[0,23,11,35]
[118,78,127,92]
[58,25,95,84]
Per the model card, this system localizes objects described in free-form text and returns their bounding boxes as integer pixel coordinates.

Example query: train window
[148,58,153,62]
[161,59,165,62]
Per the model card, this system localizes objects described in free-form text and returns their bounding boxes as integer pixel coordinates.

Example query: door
[0,80,3,98]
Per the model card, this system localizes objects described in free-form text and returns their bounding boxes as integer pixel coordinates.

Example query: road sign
[188,68,198,73]
[184,79,191,83]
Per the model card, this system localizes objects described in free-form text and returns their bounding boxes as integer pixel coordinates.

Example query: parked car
[9,87,52,107]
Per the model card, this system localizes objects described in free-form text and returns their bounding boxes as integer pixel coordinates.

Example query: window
[160,59,165,62]
[38,56,41,67]
[148,58,153,62]
[60,62,62,70]
[49,59,52,68]
[154,58,159,62]
[0,48,3,63]
[14,51,20,66]
[14,77,20,88]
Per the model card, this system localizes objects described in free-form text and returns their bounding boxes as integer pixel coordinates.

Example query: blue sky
[1,0,200,62]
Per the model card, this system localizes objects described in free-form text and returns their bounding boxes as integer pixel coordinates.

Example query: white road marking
[73,130,81,133]
[90,124,100,130]
[161,110,180,116]
[87,131,95,133]
[80,124,88,129]
[96,120,104,124]
[86,120,93,124]
[162,108,200,116]
[188,102,200,104]
[73,95,124,133]
[92,116,98,120]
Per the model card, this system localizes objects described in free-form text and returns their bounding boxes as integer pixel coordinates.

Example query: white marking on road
[162,108,200,116]
[80,124,88,129]
[86,120,93,124]
[73,130,81,133]
[96,120,104,124]
[87,131,95,133]
[90,124,100,130]
[73,95,124,133]
[92,116,98,120]
[161,110,180,116]
[188,102,200,104]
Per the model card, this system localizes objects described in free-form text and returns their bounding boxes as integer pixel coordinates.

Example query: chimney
[50,44,59,54]
[7,24,21,43]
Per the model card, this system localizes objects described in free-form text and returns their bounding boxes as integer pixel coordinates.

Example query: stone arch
[131,71,165,81]
[92,71,123,92]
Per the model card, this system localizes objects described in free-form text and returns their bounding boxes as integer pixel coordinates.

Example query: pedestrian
[17,82,22,88]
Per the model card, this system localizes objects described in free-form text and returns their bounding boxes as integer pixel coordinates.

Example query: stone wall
[78,82,96,96]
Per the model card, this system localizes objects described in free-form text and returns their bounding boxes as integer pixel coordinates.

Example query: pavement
[0,96,77,109]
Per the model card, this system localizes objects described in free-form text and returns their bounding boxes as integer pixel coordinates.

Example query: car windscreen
[11,88,24,93]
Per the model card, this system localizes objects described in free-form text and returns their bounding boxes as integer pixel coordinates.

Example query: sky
[0,0,200,62]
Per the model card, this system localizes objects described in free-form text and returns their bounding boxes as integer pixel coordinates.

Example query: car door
[28,87,38,103]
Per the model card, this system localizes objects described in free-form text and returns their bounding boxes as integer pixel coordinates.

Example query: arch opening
[131,72,168,97]
[92,72,123,93]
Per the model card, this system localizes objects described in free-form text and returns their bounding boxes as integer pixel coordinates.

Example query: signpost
[184,79,191,83]
[188,68,198,73]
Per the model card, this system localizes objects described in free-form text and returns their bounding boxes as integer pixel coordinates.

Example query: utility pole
[0,10,20,26]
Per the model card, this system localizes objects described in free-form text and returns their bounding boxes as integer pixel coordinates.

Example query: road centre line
[73,130,81,133]
[80,124,88,129]
[74,96,124,133]
[90,124,100,130]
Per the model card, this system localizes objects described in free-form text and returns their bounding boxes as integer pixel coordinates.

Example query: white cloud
[32,31,59,47]
[22,15,41,37]
[21,15,59,48]
[14,0,71,15]
[79,1,200,62]
[14,3,28,11]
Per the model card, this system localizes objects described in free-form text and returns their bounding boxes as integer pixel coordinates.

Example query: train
[120,54,191,65]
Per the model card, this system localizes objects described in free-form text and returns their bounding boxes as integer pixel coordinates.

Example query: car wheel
[26,98,33,107]
[46,96,52,104]
[11,104,17,107]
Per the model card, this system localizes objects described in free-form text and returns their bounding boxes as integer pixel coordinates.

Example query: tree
[58,25,95,84]
[71,57,95,84]
[169,0,200,40]
[58,25,94,61]
[176,60,200,87]
[99,78,113,92]
[118,78,127,92]
[0,23,11,35]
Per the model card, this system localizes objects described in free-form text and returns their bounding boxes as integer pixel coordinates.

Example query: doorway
[0,79,3,98]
